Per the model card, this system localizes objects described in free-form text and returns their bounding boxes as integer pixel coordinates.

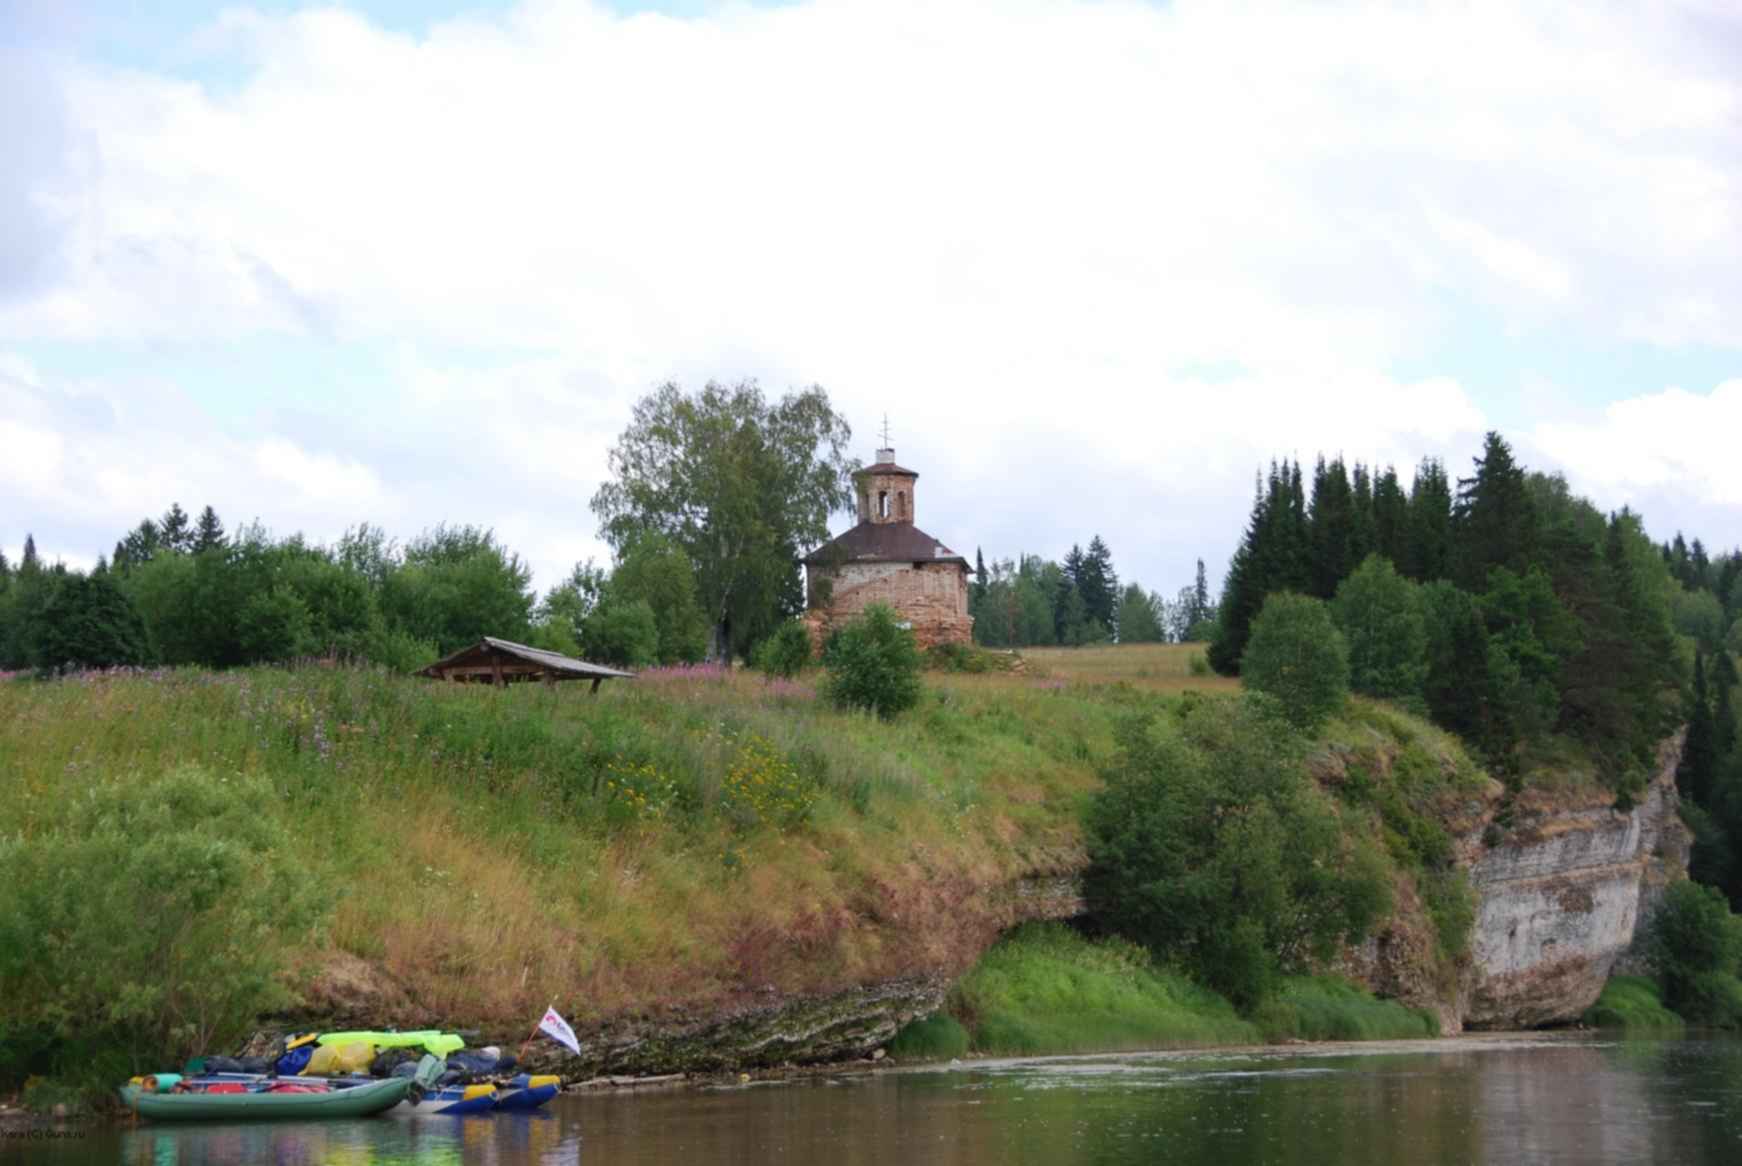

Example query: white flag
[538,1006,582,1056]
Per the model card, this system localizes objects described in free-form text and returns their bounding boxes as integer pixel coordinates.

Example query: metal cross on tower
[878,414,892,448]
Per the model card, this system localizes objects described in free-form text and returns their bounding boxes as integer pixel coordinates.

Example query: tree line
[0,381,858,676]
[1206,431,1741,799]
[969,539,1214,649]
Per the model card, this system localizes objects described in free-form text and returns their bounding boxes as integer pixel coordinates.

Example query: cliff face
[1460,732,1690,1028]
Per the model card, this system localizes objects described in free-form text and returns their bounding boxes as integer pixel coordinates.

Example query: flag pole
[517,1003,551,1066]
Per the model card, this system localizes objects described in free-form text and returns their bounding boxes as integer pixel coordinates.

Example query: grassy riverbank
[0,643,1487,1100]
[891,923,1436,1060]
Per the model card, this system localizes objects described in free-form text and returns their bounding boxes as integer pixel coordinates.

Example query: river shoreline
[3,1029,1602,1130]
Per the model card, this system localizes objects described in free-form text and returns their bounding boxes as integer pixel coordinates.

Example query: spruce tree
[1453,432,1536,590]
[1209,476,1270,674]
[1712,647,1738,770]
[1192,559,1211,628]
[1350,462,1376,568]
[193,506,226,554]
[160,503,192,554]
[1307,456,1357,599]
[0,548,10,591]
[1406,458,1453,581]
[1079,536,1118,636]
[1373,466,1409,566]
[22,535,39,575]
[1679,650,1717,806]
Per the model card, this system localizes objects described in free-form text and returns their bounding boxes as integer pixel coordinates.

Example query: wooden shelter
[417,636,635,691]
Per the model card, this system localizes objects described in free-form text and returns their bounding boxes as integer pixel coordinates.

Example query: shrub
[821,604,922,719]
[1083,695,1391,1008]
[1187,652,1211,677]
[753,620,813,679]
[1241,593,1349,732]
[1648,880,1742,1024]
[887,1014,970,1060]
[0,766,328,1096]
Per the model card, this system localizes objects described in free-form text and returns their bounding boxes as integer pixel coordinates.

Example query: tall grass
[0,664,1112,1041]
[1583,976,1686,1033]
[952,924,1259,1054]
[1253,977,1439,1041]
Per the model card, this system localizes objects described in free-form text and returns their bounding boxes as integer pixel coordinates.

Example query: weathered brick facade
[802,447,973,652]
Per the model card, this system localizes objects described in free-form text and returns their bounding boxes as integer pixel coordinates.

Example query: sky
[3,0,1740,600]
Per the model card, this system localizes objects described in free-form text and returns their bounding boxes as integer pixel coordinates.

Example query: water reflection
[19,1037,1742,1166]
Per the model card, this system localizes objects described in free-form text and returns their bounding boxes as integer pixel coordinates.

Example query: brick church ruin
[802,445,973,650]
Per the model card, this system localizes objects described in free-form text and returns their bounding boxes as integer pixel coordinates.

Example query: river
[14,1035,1742,1164]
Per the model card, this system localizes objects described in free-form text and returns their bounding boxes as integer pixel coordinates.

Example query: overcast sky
[3,0,1739,598]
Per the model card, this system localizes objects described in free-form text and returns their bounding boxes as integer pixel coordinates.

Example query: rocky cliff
[1460,732,1690,1029]
[1343,731,1691,1032]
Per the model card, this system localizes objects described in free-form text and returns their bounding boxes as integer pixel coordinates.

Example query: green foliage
[1116,582,1164,644]
[1251,976,1438,1042]
[1083,696,1391,1008]
[753,619,813,679]
[381,525,534,654]
[606,534,709,664]
[821,603,923,719]
[1650,879,1742,979]
[1241,593,1350,732]
[954,924,1257,1054]
[238,583,315,662]
[0,766,328,1093]
[887,1014,970,1061]
[29,572,147,671]
[591,380,854,658]
[1583,975,1685,1033]
[1673,588,1727,651]
[1333,555,1427,702]
[581,596,660,668]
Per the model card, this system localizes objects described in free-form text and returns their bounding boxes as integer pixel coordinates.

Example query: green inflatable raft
[120,1075,412,1121]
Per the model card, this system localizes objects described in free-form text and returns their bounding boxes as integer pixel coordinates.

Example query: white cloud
[1530,380,1742,512]
[1,0,1740,593]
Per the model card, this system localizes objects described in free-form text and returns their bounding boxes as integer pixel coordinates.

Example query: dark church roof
[802,521,968,567]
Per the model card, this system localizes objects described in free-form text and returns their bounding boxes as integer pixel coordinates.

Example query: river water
[14,1036,1742,1165]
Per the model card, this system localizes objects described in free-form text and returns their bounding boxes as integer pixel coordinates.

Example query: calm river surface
[14,1036,1742,1165]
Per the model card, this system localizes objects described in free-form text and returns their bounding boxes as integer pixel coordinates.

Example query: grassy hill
[0,643,1488,1092]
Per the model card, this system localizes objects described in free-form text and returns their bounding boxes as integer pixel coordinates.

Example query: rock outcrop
[1461,732,1690,1028]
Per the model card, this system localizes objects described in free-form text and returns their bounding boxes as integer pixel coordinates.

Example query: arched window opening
[878,490,889,518]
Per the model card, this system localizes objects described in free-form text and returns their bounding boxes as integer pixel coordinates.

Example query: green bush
[1241,593,1350,732]
[924,642,1008,673]
[887,1014,970,1060]
[821,604,922,719]
[1583,975,1685,1032]
[1083,695,1391,1008]
[753,619,813,679]
[1648,880,1742,1027]
[0,765,328,1098]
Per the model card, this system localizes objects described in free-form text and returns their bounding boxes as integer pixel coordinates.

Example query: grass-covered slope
[0,643,1493,1089]
[0,659,1121,1044]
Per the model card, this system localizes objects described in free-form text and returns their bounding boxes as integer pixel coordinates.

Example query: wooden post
[491,656,504,687]
[590,677,602,695]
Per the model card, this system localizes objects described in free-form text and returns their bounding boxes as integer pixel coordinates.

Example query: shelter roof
[416,637,636,680]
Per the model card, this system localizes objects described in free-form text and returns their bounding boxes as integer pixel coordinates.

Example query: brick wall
[804,561,972,650]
